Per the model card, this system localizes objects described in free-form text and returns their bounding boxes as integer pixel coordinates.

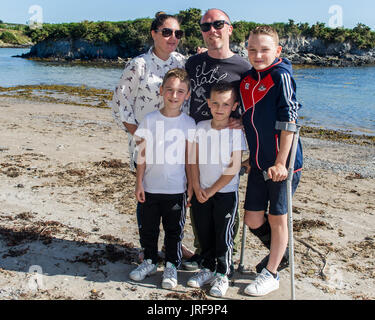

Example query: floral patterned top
[111,47,187,170]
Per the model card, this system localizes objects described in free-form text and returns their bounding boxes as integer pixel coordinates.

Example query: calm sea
[1,48,374,136]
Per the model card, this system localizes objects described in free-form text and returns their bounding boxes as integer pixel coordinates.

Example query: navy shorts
[244,168,301,216]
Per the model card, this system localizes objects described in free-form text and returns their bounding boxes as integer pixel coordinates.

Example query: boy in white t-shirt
[129,68,196,290]
[187,82,247,297]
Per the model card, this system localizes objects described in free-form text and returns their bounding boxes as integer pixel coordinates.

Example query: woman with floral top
[112,12,188,170]
[111,12,194,260]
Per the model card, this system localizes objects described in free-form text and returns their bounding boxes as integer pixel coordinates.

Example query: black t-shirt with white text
[185,52,251,123]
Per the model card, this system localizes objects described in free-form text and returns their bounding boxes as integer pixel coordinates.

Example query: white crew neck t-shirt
[195,120,247,193]
[135,110,196,194]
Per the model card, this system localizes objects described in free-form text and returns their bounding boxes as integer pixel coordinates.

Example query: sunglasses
[156,28,184,39]
[200,20,231,32]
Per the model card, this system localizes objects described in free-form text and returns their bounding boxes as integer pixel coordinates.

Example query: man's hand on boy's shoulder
[227,117,243,130]
[267,163,288,182]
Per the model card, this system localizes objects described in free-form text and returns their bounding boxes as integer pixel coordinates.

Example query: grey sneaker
[182,254,202,271]
[209,273,229,298]
[162,262,178,289]
[129,259,157,281]
[187,268,215,288]
[244,268,279,296]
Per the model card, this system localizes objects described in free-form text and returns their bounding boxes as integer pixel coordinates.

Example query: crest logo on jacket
[258,84,267,92]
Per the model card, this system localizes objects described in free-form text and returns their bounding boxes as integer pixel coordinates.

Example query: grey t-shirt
[185,52,251,123]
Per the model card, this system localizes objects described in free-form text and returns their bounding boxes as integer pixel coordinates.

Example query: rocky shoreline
[0,44,32,49]
[13,35,375,67]
[281,36,375,67]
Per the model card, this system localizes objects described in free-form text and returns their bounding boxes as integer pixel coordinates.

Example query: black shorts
[244,168,301,215]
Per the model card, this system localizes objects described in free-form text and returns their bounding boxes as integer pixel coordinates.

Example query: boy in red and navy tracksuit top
[239,26,303,296]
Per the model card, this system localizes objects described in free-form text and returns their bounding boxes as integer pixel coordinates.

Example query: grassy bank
[0,23,32,46]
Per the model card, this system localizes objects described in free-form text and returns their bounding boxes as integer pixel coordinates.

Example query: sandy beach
[0,97,374,301]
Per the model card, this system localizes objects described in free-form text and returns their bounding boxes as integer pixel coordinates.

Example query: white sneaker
[209,273,229,298]
[162,262,178,289]
[129,259,157,281]
[187,268,215,288]
[244,268,279,296]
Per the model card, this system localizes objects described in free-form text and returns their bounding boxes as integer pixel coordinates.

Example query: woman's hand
[197,47,208,54]
[241,158,251,175]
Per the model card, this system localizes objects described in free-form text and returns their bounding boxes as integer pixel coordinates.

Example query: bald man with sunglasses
[183,8,251,274]
[186,9,251,123]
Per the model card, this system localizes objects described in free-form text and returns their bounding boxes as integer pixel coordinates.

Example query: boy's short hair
[162,68,190,90]
[209,82,238,102]
[250,25,279,46]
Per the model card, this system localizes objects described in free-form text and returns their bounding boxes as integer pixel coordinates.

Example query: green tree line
[5,8,375,51]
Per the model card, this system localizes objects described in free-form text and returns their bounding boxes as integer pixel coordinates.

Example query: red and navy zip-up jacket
[240,58,303,172]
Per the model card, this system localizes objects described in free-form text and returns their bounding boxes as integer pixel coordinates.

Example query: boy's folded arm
[277,72,301,123]
[134,136,146,202]
[189,142,201,191]
[135,158,146,203]
[269,72,301,181]
[268,121,295,181]
[188,141,209,203]
[275,124,295,165]
[185,140,195,205]
[205,150,243,197]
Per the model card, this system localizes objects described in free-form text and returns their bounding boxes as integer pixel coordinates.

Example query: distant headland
[2,8,375,67]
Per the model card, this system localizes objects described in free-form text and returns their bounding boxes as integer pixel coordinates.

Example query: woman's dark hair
[150,11,180,32]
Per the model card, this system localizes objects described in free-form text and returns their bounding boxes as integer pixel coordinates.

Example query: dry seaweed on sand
[69,244,138,266]
[0,85,113,108]
[293,219,333,232]
[165,289,207,300]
